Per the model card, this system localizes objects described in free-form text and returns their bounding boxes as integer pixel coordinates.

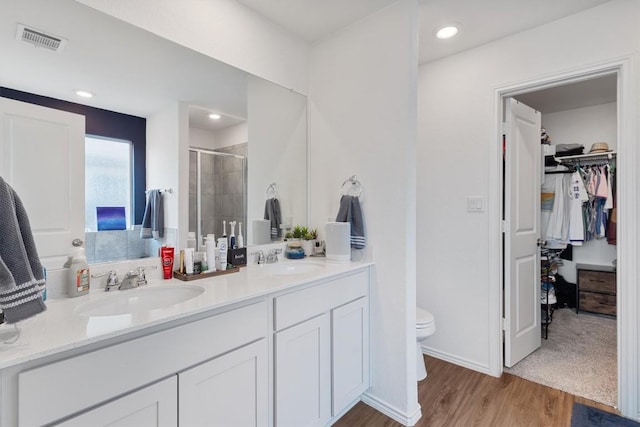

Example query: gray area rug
[505,308,617,407]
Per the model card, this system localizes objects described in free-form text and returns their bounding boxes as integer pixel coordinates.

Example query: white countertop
[0,260,371,370]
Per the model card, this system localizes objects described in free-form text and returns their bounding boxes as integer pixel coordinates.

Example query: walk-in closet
[505,73,618,407]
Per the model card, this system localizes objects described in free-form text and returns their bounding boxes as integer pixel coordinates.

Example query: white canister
[325,222,350,263]
[253,219,271,245]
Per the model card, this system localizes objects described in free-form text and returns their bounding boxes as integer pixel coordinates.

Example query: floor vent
[16,24,66,52]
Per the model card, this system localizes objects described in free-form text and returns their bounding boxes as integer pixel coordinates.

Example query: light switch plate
[467,196,485,212]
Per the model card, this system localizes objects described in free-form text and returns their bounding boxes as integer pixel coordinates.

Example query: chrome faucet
[251,250,266,264]
[119,271,141,290]
[91,270,120,292]
[265,249,282,264]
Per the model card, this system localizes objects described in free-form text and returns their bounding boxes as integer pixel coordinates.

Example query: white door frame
[488,57,637,417]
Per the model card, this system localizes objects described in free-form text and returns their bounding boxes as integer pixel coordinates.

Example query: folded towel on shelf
[0,176,46,324]
[141,189,164,239]
[264,198,282,239]
[336,195,366,249]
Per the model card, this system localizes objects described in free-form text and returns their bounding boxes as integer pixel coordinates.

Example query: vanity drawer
[578,270,616,294]
[274,270,368,331]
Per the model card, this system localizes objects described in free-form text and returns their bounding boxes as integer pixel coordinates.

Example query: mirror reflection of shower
[189,147,247,250]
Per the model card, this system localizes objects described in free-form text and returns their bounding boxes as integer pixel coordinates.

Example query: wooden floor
[334,355,617,427]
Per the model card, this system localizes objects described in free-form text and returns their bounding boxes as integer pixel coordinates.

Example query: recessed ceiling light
[436,25,459,40]
[209,113,221,120]
[74,89,94,98]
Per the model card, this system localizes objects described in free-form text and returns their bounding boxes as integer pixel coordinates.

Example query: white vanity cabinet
[57,376,178,427]
[179,339,268,427]
[274,270,370,427]
[10,300,268,427]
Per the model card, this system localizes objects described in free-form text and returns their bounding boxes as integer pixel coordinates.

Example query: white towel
[0,176,46,323]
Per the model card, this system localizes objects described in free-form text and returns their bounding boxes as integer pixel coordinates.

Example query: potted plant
[302,228,318,257]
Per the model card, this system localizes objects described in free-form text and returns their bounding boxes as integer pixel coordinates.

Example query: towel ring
[340,175,363,199]
[266,182,278,199]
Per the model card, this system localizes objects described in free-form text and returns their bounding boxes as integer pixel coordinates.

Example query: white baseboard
[360,393,422,426]
[421,344,494,377]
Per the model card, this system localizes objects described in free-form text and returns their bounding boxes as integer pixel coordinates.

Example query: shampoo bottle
[66,239,90,297]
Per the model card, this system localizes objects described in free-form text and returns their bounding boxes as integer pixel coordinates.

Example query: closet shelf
[554,151,617,165]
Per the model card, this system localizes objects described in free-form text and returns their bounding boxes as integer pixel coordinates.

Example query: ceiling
[236,0,612,64]
[1,0,616,127]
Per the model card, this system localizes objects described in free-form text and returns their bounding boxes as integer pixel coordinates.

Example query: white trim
[489,57,637,418]
[361,393,422,426]
[422,346,493,376]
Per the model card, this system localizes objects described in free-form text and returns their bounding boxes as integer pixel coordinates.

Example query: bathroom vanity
[0,261,371,427]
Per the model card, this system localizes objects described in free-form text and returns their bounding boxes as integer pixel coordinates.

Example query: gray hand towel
[336,195,366,249]
[141,190,164,239]
[0,176,46,324]
[264,198,282,239]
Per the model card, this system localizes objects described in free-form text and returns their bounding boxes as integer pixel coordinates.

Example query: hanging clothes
[542,165,572,244]
[568,169,589,244]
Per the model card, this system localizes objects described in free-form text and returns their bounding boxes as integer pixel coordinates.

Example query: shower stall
[189,145,247,250]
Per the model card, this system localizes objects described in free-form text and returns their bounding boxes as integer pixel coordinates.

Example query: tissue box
[228,247,247,267]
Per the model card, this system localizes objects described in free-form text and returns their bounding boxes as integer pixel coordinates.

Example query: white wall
[189,123,248,151]
[147,104,181,230]
[247,76,307,245]
[74,0,308,94]
[417,0,640,416]
[543,103,618,282]
[308,0,420,424]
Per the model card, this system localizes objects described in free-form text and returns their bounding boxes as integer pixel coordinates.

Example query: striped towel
[336,195,366,249]
[264,198,282,239]
[0,176,46,324]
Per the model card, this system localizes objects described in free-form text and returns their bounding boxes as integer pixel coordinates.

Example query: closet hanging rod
[146,188,172,194]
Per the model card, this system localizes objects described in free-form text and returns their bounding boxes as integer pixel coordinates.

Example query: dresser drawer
[579,291,616,316]
[578,270,616,294]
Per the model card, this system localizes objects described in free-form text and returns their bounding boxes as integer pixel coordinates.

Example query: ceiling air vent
[16,24,67,52]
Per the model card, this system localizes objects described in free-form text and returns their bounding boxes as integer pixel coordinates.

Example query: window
[84,136,133,231]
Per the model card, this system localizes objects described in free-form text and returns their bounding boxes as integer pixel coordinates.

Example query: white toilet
[416,307,436,381]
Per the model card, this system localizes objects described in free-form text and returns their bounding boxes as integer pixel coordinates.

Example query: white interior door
[504,97,542,368]
[0,98,85,269]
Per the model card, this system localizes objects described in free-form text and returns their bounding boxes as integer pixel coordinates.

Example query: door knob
[537,238,547,247]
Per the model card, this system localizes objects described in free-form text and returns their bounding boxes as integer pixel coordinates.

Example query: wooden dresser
[576,264,616,317]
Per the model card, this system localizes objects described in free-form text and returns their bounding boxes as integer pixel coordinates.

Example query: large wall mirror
[0,0,307,264]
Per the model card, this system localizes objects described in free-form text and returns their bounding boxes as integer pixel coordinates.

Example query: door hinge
[501,317,508,331]
[502,121,509,135]
[501,220,506,233]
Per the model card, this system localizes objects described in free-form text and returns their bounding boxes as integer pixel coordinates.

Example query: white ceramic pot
[302,239,315,257]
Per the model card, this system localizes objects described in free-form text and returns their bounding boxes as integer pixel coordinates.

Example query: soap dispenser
[65,239,90,297]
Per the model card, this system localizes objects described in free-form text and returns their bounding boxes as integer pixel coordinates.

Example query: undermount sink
[75,285,204,317]
[260,261,325,276]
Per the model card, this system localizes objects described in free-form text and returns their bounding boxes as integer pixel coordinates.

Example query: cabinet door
[0,98,85,268]
[275,313,331,427]
[179,339,268,427]
[332,297,369,415]
[56,376,177,427]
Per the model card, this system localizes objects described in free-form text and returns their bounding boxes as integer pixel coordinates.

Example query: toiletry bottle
[161,246,174,279]
[217,237,228,271]
[222,220,227,238]
[206,237,217,272]
[187,232,197,249]
[66,239,90,297]
[201,252,208,272]
[238,222,244,249]
[184,248,195,275]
